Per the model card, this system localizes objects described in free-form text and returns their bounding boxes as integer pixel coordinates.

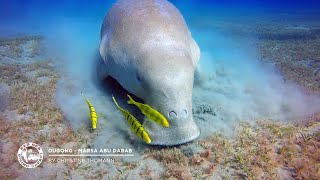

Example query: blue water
[1,0,320,35]
[1,0,320,144]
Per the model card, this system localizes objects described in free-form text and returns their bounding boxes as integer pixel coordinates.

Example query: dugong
[99,0,200,145]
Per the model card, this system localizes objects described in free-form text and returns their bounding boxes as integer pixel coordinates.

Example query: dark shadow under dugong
[98,0,200,145]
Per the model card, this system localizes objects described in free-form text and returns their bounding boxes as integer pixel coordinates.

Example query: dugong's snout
[134,58,200,145]
[144,106,200,145]
[142,91,200,145]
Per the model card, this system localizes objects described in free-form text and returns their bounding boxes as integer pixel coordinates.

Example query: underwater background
[1,0,320,179]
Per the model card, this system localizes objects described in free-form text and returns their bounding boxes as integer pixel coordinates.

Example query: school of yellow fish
[84,94,169,144]
[112,96,151,143]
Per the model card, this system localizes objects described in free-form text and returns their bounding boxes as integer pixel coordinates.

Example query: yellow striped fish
[112,96,151,144]
[127,95,169,127]
[85,98,98,129]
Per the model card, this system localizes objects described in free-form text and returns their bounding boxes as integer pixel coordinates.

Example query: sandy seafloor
[1,3,320,180]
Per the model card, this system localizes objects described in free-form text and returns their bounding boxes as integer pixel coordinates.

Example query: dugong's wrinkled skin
[99,0,200,145]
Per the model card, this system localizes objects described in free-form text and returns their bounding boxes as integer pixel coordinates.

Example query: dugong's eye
[136,73,142,84]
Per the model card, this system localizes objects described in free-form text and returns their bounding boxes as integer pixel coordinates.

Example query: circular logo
[17,142,43,168]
